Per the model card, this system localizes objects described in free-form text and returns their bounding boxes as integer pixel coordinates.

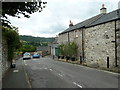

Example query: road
[23,57,119,88]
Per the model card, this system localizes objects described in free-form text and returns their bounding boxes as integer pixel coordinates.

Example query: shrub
[58,42,78,58]
[69,42,78,57]
[2,26,21,61]
[58,44,64,56]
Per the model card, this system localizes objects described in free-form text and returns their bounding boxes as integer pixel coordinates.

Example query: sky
[7,0,120,37]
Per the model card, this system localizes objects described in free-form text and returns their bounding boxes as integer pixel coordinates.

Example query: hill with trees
[19,35,55,47]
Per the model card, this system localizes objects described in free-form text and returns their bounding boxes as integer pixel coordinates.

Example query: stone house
[48,37,58,56]
[58,4,120,68]
[36,46,49,56]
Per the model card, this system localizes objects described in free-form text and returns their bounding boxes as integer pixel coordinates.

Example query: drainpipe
[82,27,85,61]
[68,32,70,42]
[115,20,117,67]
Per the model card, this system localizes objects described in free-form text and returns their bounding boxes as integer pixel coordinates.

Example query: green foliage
[20,44,36,54]
[69,42,78,57]
[2,1,47,28]
[2,26,21,61]
[20,35,55,43]
[58,44,64,56]
[19,35,55,47]
[64,43,70,56]
[1,1,47,61]
[58,42,78,57]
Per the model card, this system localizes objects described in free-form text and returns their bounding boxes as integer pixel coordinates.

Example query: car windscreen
[24,53,30,56]
[34,53,39,55]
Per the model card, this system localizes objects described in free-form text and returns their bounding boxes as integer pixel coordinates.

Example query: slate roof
[88,9,120,27]
[59,9,120,35]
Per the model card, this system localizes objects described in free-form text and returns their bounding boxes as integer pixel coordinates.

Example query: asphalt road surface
[22,57,119,88]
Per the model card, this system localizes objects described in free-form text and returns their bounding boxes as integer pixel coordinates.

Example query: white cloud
[8,0,119,37]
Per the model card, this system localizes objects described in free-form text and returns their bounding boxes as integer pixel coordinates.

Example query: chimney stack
[100,4,107,14]
[69,20,73,27]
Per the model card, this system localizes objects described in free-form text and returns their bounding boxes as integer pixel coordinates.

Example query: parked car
[23,52,31,60]
[32,53,40,58]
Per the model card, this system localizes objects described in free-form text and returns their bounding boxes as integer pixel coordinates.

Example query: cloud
[7,0,119,37]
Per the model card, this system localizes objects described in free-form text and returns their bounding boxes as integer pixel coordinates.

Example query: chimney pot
[102,4,104,8]
[69,20,73,27]
[100,4,107,14]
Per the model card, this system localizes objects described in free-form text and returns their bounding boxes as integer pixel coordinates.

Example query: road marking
[58,74,63,77]
[49,69,53,71]
[44,68,47,69]
[25,64,27,66]
[13,70,19,72]
[73,82,82,88]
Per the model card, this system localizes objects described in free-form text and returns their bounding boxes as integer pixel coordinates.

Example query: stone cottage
[49,36,58,56]
[36,46,49,56]
[58,4,120,68]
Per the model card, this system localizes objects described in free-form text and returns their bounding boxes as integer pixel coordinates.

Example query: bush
[58,44,64,56]
[58,42,78,59]
[2,26,21,61]
[69,42,78,57]
[20,44,36,54]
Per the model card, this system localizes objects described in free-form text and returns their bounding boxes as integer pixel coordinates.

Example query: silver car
[23,52,31,60]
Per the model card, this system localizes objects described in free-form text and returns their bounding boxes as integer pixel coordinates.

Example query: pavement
[2,58,30,89]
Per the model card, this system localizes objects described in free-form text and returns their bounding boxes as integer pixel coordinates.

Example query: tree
[20,44,36,54]
[2,26,21,61]
[1,1,47,28]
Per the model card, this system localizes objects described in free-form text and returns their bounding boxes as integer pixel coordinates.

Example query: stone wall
[2,37,11,77]
[84,21,117,68]
[58,33,68,44]
[69,30,83,58]
[69,31,75,42]
[0,29,2,89]
[116,20,120,67]
[58,20,120,68]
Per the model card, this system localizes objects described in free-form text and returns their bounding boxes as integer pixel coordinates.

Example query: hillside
[20,35,55,42]
[19,35,55,46]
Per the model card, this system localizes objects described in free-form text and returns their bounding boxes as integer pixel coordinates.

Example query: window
[74,30,78,38]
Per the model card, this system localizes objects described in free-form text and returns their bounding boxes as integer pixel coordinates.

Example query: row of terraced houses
[57,4,120,68]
